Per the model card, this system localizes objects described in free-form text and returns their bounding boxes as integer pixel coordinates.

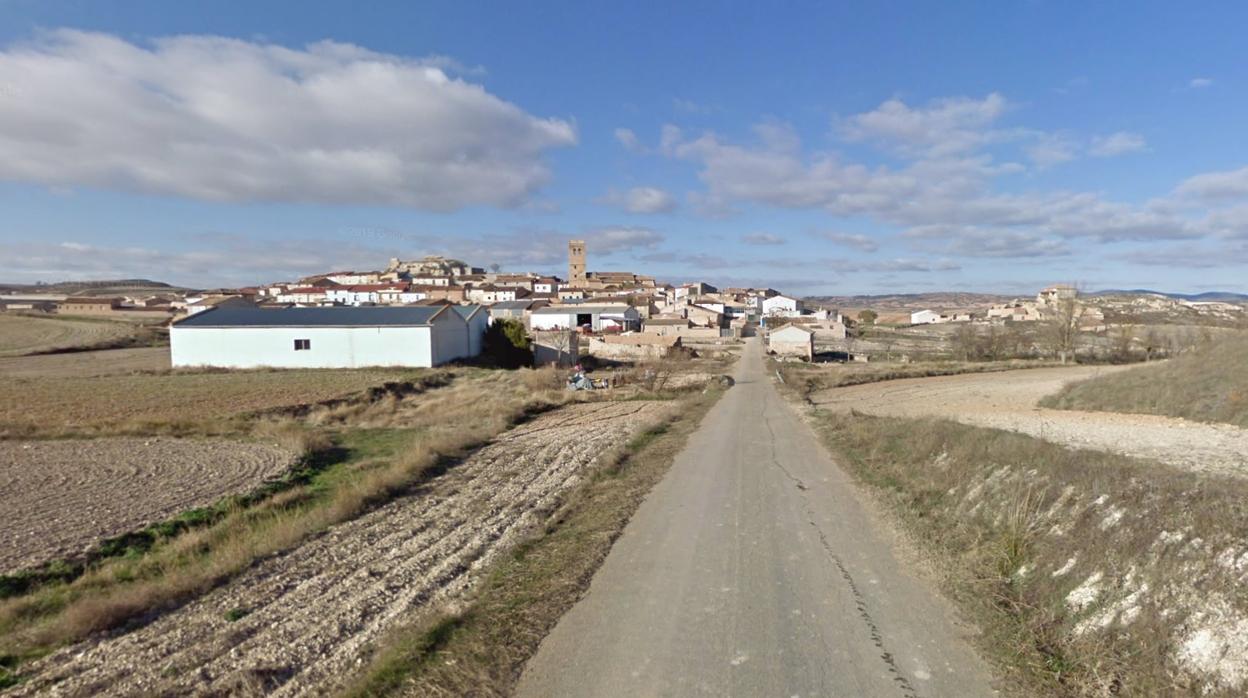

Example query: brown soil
[0,315,139,358]
[811,365,1248,476]
[0,438,295,574]
[11,401,666,697]
[0,347,169,379]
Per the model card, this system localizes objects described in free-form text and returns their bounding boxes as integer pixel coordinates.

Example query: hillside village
[2,238,1245,369]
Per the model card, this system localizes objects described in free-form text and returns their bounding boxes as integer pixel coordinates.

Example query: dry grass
[341,388,723,697]
[0,369,563,666]
[0,367,436,438]
[1042,332,1248,428]
[774,357,1059,402]
[815,412,1248,696]
[0,314,142,357]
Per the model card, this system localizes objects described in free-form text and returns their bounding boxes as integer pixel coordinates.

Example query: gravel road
[11,401,665,697]
[811,366,1248,476]
[519,339,997,697]
[0,438,294,574]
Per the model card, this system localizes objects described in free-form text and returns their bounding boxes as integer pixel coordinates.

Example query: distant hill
[805,292,1011,311]
[0,279,185,295]
[1089,289,1248,302]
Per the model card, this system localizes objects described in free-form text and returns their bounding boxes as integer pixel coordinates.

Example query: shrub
[483,319,534,369]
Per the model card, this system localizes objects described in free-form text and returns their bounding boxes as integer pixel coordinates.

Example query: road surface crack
[761,400,921,698]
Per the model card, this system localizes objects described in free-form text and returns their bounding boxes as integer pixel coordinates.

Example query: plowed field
[12,401,667,697]
[1,438,295,574]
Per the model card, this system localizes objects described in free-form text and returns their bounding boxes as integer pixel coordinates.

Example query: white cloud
[582,226,665,253]
[903,225,1070,258]
[1089,131,1147,157]
[813,231,879,252]
[673,98,714,114]
[742,233,786,246]
[1026,134,1079,168]
[666,108,1196,245]
[598,186,678,214]
[0,29,576,209]
[614,127,641,151]
[1190,77,1214,89]
[840,93,1010,157]
[0,236,396,287]
[1175,166,1248,201]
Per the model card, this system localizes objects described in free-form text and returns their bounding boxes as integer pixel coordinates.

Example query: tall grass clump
[1041,332,1248,427]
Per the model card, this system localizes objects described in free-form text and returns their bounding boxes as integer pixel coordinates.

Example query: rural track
[0,438,294,574]
[10,401,666,697]
[810,366,1248,477]
[518,338,997,697]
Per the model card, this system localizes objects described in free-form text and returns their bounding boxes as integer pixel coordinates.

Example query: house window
[294,339,311,351]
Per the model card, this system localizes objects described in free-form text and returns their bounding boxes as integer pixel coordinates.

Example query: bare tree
[1043,294,1083,364]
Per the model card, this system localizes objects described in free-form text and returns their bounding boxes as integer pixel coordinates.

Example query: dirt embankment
[0,438,296,574]
[812,365,1248,477]
[12,401,666,697]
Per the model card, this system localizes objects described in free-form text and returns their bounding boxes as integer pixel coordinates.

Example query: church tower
[568,239,587,286]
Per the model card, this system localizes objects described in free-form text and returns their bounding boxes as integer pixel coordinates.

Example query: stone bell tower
[568,239,587,286]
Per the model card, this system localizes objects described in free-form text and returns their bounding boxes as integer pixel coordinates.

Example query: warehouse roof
[531,304,632,315]
[174,306,448,328]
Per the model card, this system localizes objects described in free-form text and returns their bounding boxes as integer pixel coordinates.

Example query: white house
[533,278,560,294]
[768,324,814,360]
[326,284,412,306]
[910,309,942,324]
[762,294,803,318]
[170,306,484,369]
[273,287,329,305]
[529,304,641,332]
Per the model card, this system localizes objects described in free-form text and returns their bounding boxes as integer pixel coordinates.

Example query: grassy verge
[342,386,725,697]
[0,370,566,677]
[809,411,1248,696]
[1041,333,1248,428]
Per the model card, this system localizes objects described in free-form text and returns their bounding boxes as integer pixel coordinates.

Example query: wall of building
[463,311,487,357]
[171,325,437,368]
[586,337,672,361]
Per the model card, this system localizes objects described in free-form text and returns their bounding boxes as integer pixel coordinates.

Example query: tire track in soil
[1,438,295,574]
[11,401,666,697]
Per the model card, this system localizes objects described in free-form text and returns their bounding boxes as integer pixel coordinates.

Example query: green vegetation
[813,412,1248,696]
[0,369,567,671]
[483,318,533,368]
[1042,333,1248,427]
[343,388,724,697]
[857,309,877,325]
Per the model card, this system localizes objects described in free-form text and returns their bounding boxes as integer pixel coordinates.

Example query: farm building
[451,305,488,356]
[529,304,641,332]
[170,306,485,369]
[910,309,942,324]
[768,324,814,360]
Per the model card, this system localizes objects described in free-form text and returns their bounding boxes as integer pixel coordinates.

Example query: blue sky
[1,1,1247,294]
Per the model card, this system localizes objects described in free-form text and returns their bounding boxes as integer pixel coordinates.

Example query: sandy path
[0,438,294,574]
[13,401,665,697]
[811,365,1248,476]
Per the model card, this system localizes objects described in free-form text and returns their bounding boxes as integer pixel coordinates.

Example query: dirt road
[12,401,665,697]
[518,339,996,697]
[811,366,1248,477]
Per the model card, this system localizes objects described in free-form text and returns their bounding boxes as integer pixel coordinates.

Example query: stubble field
[0,363,430,437]
[0,315,141,357]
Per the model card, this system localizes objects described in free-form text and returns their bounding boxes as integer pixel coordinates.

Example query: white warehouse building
[171,306,485,369]
[529,304,641,332]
